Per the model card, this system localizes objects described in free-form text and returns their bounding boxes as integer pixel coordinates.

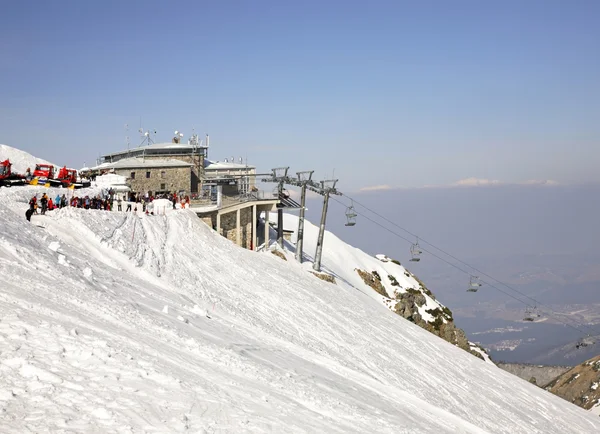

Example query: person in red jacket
[48,198,54,211]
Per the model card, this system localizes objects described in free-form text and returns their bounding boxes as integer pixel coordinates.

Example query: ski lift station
[86,132,296,251]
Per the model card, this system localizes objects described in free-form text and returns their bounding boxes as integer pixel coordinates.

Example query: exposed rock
[545,355,600,411]
[355,269,387,297]
[356,264,488,362]
[497,363,572,388]
[271,250,287,261]
[311,272,336,285]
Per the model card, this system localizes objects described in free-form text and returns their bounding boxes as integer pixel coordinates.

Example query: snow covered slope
[0,144,54,174]
[270,213,479,359]
[1,186,600,432]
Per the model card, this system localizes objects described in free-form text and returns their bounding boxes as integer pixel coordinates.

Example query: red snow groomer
[32,163,62,186]
[0,159,26,187]
[56,166,90,189]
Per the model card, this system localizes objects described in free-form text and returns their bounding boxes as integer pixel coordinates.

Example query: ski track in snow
[0,184,600,433]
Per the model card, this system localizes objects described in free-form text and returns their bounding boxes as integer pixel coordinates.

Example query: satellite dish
[179,133,184,137]
[144,132,149,137]
[174,130,179,135]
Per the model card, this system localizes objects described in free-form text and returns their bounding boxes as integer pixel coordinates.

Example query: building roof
[204,159,256,171]
[91,157,193,170]
[101,142,207,159]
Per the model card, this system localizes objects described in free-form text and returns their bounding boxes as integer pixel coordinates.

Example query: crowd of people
[25,189,192,222]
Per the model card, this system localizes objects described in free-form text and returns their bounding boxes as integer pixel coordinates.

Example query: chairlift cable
[330,194,600,340]
[335,193,600,336]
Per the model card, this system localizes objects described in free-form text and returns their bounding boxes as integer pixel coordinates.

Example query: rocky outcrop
[355,269,387,297]
[271,250,287,261]
[311,272,336,285]
[545,355,600,412]
[497,363,572,388]
[356,265,479,358]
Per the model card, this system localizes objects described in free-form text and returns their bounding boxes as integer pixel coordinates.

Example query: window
[146,171,151,179]
[160,183,166,190]
[130,171,135,179]
[160,171,166,179]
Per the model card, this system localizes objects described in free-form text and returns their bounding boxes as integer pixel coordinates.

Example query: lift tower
[313,179,339,272]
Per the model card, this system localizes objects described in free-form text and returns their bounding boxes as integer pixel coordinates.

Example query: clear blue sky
[1,0,598,191]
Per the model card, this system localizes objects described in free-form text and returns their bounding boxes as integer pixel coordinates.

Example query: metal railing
[189,189,278,208]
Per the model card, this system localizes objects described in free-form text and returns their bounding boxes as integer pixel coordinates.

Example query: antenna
[139,127,155,146]
[125,124,130,150]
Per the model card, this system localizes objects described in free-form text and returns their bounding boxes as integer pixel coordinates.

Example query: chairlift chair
[576,336,594,349]
[409,237,422,262]
[345,202,357,227]
[467,275,481,292]
[524,306,541,322]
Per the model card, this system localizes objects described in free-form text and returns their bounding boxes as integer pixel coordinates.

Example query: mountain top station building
[89,133,296,250]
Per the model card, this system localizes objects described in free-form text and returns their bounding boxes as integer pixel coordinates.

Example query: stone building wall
[142,154,203,192]
[219,207,254,249]
[115,166,191,195]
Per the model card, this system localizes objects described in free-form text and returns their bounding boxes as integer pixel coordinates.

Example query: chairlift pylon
[410,237,422,262]
[345,201,357,227]
[467,275,481,292]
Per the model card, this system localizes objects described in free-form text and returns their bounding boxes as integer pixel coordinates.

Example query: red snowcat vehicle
[56,166,91,189]
[32,164,61,186]
[31,164,91,189]
[0,160,26,187]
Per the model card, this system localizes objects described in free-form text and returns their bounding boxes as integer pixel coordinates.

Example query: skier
[29,195,37,212]
[40,193,48,215]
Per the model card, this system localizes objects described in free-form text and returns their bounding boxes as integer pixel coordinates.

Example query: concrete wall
[115,166,191,195]
[200,214,216,229]
[219,207,254,249]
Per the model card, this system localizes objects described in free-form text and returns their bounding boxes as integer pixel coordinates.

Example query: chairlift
[576,336,595,349]
[467,275,482,292]
[345,201,357,227]
[410,237,423,262]
[523,306,541,322]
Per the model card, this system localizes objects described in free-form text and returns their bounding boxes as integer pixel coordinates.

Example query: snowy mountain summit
[0,147,599,432]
